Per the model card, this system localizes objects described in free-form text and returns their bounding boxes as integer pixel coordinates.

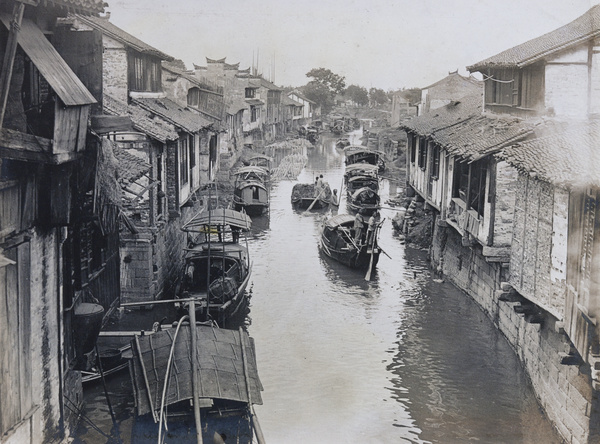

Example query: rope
[481,74,514,83]
[64,396,114,441]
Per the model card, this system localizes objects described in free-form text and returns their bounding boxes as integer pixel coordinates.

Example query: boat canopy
[247,154,273,162]
[346,164,379,176]
[345,147,383,157]
[351,187,380,200]
[183,209,252,231]
[130,325,263,418]
[324,214,356,228]
[233,166,269,177]
[237,180,267,191]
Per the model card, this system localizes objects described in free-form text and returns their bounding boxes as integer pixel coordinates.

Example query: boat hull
[320,238,380,269]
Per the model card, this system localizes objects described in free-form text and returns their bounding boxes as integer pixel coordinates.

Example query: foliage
[306,68,346,95]
[369,87,388,106]
[343,84,369,106]
[303,81,335,114]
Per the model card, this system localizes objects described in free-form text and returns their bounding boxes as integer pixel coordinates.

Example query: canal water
[76,130,562,444]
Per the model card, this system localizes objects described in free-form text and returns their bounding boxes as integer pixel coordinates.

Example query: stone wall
[545,45,588,118]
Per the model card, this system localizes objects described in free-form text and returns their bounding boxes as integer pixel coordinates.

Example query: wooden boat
[320,214,383,269]
[344,146,386,172]
[346,175,379,198]
[344,163,379,181]
[246,154,273,171]
[129,323,264,444]
[291,183,332,210]
[347,186,381,216]
[81,344,132,384]
[232,166,269,216]
[177,209,252,324]
[336,137,351,149]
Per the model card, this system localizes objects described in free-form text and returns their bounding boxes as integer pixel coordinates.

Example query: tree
[303,81,335,114]
[306,68,346,95]
[369,87,388,107]
[344,85,369,106]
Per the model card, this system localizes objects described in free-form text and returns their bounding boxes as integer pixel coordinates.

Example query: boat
[246,154,273,171]
[344,163,379,181]
[232,166,269,216]
[319,213,383,270]
[347,186,381,216]
[335,137,351,149]
[346,175,379,198]
[129,322,264,444]
[81,344,132,384]
[177,209,252,324]
[291,183,333,210]
[344,146,386,172]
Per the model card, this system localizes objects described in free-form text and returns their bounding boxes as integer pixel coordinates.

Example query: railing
[447,198,480,238]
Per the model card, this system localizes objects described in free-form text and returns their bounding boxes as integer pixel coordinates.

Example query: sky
[106,0,593,91]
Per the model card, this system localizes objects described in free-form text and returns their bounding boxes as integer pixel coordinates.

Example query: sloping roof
[130,325,262,417]
[132,97,214,133]
[161,62,224,95]
[435,113,535,161]
[73,14,173,61]
[113,147,151,185]
[282,95,303,107]
[245,98,264,106]
[401,94,482,134]
[500,119,600,188]
[0,15,96,106]
[324,214,356,228]
[104,95,178,142]
[206,57,226,63]
[227,99,249,114]
[468,5,600,70]
[288,90,315,104]
[54,0,106,13]
[421,71,483,90]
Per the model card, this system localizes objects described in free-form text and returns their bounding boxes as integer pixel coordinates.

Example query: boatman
[366,209,381,247]
[354,209,365,245]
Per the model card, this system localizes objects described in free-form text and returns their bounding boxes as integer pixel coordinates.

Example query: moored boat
[336,137,351,149]
[129,322,264,444]
[176,209,252,325]
[319,213,383,270]
[344,146,386,172]
[347,186,381,216]
[232,166,269,216]
[346,175,379,198]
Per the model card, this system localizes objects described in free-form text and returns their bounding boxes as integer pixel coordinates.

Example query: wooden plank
[2,249,20,431]
[18,242,32,415]
[0,264,6,434]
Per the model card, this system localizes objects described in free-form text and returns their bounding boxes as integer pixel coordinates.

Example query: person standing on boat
[366,209,381,246]
[354,209,366,245]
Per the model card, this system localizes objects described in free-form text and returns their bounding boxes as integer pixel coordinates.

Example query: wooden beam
[0,2,25,128]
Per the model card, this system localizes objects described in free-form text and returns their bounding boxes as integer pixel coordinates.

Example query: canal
[76,130,562,444]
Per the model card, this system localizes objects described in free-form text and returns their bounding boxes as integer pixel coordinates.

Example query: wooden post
[239,328,266,444]
[188,300,204,444]
[0,1,25,128]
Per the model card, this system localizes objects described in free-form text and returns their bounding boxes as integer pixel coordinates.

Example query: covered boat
[291,183,333,210]
[344,146,386,172]
[129,323,264,444]
[177,209,252,324]
[346,175,379,197]
[320,213,383,270]
[335,137,351,149]
[233,167,270,216]
[344,163,379,181]
[246,154,273,171]
[347,187,380,216]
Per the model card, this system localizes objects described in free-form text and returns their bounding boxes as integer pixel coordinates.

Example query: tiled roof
[400,94,482,135]
[282,96,303,107]
[227,99,248,115]
[500,119,600,188]
[469,5,600,70]
[103,94,178,142]
[161,62,224,95]
[421,71,483,90]
[401,93,536,161]
[435,113,535,161]
[73,14,173,61]
[54,0,106,13]
[113,147,151,185]
[132,97,214,133]
[289,90,314,104]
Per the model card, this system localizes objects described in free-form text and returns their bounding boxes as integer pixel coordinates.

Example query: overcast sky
[106,0,593,91]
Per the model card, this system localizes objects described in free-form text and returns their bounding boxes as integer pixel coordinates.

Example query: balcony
[447,197,481,238]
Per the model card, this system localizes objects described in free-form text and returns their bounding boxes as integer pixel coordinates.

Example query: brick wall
[102,36,128,103]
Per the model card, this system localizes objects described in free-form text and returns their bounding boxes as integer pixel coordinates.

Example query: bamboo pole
[188,301,204,444]
[239,328,266,444]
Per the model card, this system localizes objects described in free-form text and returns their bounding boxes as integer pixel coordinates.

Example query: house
[288,90,319,122]
[0,1,122,443]
[58,14,219,304]
[418,71,483,116]
[390,91,418,127]
[282,95,304,133]
[460,5,600,443]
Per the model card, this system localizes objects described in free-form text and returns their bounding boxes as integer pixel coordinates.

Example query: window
[129,53,161,92]
[267,90,281,105]
[453,160,469,202]
[156,151,164,217]
[469,161,487,217]
[418,138,427,169]
[251,106,260,122]
[409,134,417,164]
[187,88,200,108]
[189,135,196,168]
[431,145,440,178]
[245,88,256,99]
[519,64,545,110]
[179,138,189,186]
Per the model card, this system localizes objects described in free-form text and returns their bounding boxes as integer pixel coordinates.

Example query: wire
[481,74,515,84]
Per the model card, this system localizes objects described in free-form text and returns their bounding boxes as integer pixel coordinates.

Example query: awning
[0,14,96,106]
[183,208,252,231]
[245,99,264,106]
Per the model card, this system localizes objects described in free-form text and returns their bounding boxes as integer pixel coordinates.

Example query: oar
[365,248,375,281]
[305,188,326,212]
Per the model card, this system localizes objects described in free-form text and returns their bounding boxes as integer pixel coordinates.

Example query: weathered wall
[102,36,128,103]
[491,160,519,246]
[509,174,566,319]
[545,45,589,118]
